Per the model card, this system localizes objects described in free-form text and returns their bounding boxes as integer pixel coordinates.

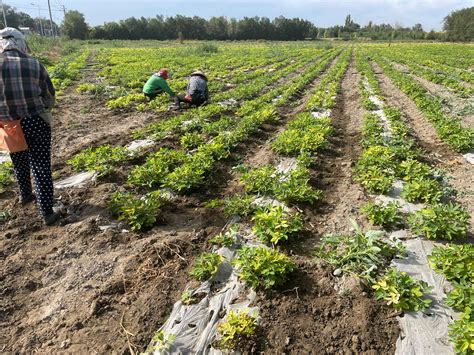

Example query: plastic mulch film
[146,234,258,355]
[54,171,97,189]
[391,237,457,355]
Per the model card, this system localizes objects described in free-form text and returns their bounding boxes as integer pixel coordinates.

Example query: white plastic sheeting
[54,171,96,189]
[148,241,258,354]
[374,180,424,214]
[126,139,154,151]
[392,238,456,355]
[462,151,474,165]
[0,152,11,164]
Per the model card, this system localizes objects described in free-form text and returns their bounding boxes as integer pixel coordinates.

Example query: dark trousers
[10,114,54,217]
[175,94,207,107]
[144,89,163,101]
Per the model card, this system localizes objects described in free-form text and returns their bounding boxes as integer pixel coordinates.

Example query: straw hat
[190,70,208,81]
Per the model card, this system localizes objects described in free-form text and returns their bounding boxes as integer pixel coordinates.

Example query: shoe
[44,212,61,226]
[20,194,36,206]
[169,104,180,111]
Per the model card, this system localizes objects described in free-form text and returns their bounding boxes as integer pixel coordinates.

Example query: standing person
[0,27,59,225]
[173,70,209,109]
[142,68,176,101]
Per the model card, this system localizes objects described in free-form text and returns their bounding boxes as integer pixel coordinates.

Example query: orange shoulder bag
[0,120,28,153]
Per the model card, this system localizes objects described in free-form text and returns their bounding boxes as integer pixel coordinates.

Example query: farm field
[0,40,473,354]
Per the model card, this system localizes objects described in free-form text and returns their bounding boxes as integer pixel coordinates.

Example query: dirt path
[301,60,369,248]
[373,62,474,231]
[254,60,399,354]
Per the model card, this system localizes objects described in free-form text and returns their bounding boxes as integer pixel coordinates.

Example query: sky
[5,0,473,31]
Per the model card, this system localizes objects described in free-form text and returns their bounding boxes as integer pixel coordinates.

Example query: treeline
[444,7,474,41]
[3,2,474,42]
[89,16,316,41]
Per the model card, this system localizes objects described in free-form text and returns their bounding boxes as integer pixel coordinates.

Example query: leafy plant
[110,191,164,231]
[180,132,205,150]
[217,310,258,350]
[189,252,223,281]
[408,203,470,240]
[241,165,320,203]
[180,290,196,305]
[68,144,130,177]
[315,221,405,282]
[401,177,443,203]
[362,201,402,228]
[128,148,188,188]
[445,282,474,312]
[210,226,239,247]
[146,330,176,354]
[449,312,474,354]
[252,205,303,244]
[0,162,14,190]
[372,268,432,311]
[428,244,474,283]
[233,246,296,289]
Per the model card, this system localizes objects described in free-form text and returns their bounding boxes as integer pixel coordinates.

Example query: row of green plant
[48,48,91,94]
[133,48,340,140]
[429,244,474,354]
[379,50,474,98]
[355,52,472,353]
[177,49,353,351]
[354,55,470,241]
[366,50,473,152]
[98,44,328,111]
[111,50,344,229]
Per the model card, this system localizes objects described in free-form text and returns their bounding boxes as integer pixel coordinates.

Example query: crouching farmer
[173,71,209,109]
[143,68,176,101]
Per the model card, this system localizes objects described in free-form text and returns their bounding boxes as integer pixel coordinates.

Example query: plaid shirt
[0,50,55,121]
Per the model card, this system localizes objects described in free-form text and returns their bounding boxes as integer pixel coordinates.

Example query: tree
[444,7,474,41]
[62,10,88,39]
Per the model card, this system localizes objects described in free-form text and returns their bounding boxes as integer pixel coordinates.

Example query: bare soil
[373,62,474,231]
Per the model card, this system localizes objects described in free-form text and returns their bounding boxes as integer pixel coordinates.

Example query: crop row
[88,44,329,111]
[48,48,91,94]
[108,49,346,230]
[363,49,473,153]
[354,51,472,353]
[67,48,341,192]
[146,47,353,353]
[373,49,474,98]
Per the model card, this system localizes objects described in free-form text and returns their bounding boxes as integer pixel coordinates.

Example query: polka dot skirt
[10,114,54,217]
